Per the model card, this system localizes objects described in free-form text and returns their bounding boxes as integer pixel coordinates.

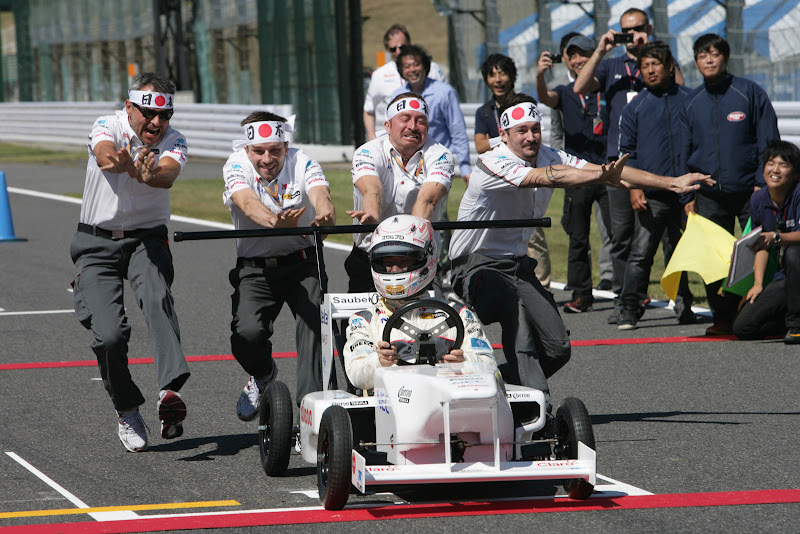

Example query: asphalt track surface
[1,159,799,533]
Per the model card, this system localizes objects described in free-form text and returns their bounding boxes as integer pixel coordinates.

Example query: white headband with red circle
[386,97,428,121]
[129,90,174,109]
[499,102,541,130]
[232,115,297,150]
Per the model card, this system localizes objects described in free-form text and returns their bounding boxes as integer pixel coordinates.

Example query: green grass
[0,141,706,304]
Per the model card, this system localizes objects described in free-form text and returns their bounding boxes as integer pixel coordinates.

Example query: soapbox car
[256,294,596,510]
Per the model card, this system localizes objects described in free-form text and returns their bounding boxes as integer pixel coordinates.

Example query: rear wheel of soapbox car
[555,396,596,499]
[317,405,354,510]
[258,381,293,476]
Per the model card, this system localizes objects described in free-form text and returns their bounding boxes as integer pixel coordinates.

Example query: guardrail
[0,100,796,163]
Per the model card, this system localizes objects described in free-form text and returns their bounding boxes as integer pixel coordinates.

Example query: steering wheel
[381,298,465,365]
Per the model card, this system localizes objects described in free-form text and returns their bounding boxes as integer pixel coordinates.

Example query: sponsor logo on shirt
[727,111,746,122]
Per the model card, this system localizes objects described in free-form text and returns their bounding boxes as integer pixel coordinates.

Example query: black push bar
[173,218,551,242]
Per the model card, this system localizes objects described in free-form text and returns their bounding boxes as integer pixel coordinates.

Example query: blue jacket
[684,74,779,194]
[619,82,691,201]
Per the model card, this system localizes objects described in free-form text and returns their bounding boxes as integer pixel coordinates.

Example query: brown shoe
[563,297,593,313]
[705,320,733,335]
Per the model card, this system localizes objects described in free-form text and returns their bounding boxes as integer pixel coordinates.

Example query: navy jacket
[684,74,779,194]
[619,82,691,201]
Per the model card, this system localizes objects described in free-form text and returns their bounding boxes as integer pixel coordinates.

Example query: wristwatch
[774,231,782,244]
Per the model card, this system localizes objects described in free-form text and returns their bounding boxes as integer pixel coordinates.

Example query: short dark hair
[396,44,431,79]
[129,72,176,94]
[497,93,537,117]
[761,141,800,180]
[240,111,288,126]
[559,32,582,54]
[621,7,650,26]
[637,41,674,72]
[383,24,410,49]
[480,54,517,86]
[693,33,730,61]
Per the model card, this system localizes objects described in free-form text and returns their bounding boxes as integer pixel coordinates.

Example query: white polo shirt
[351,136,454,250]
[449,142,584,259]
[80,109,188,229]
[223,147,329,258]
[363,60,446,125]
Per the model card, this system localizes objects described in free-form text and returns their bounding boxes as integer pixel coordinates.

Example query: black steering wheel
[381,298,465,365]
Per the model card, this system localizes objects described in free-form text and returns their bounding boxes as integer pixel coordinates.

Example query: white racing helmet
[369,214,438,300]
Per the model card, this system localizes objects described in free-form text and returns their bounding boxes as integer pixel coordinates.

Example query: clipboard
[726,225,763,287]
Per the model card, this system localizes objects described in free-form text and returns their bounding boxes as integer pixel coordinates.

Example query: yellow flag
[660,213,736,301]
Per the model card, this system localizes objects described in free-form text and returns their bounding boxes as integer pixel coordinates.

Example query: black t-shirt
[553,82,607,164]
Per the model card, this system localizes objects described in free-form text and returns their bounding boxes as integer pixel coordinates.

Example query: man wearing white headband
[449,93,713,411]
[70,72,190,453]
[223,111,335,421]
[345,92,454,293]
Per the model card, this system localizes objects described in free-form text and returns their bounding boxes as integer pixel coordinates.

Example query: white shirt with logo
[351,136,454,250]
[223,147,329,258]
[80,109,188,229]
[449,142,584,259]
[363,60,446,125]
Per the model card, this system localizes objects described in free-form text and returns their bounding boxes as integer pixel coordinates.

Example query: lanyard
[391,148,424,181]
[578,92,602,117]
[260,178,283,207]
[625,62,642,89]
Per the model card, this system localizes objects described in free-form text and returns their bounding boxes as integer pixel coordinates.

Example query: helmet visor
[370,241,428,274]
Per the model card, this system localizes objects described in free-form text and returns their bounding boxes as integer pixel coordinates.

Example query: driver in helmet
[344,215,497,391]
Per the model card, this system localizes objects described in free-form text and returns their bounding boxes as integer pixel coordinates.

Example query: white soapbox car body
[257,293,596,510]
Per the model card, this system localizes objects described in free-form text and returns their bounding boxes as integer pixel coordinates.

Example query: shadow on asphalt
[591,410,800,426]
[148,432,257,459]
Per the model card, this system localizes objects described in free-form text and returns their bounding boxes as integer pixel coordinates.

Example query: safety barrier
[0,101,796,163]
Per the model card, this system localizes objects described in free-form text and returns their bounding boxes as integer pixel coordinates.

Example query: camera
[549,53,562,63]
[613,33,634,44]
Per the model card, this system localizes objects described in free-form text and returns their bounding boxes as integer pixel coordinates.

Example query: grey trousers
[70,229,189,412]
[229,259,323,406]
[451,253,571,402]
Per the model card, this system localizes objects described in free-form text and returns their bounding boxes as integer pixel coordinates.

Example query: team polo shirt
[595,54,644,160]
[449,142,585,259]
[553,83,607,164]
[351,136,454,250]
[363,60,446,123]
[749,182,800,279]
[80,109,188,229]
[223,147,329,258]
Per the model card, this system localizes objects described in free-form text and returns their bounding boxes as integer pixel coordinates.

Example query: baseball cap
[565,35,595,54]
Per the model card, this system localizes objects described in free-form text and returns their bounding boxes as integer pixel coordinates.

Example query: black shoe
[607,308,621,325]
[617,310,637,330]
[784,327,800,345]
[595,279,613,291]
[678,308,698,324]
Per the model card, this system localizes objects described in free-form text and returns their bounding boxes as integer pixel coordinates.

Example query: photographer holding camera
[536,34,612,313]
[572,7,684,324]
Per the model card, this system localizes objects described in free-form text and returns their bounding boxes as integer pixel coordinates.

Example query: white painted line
[0,309,74,317]
[5,451,139,520]
[596,473,654,496]
[7,186,354,251]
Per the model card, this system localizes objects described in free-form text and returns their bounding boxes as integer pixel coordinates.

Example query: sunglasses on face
[132,102,174,121]
[388,45,406,53]
[621,23,648,33]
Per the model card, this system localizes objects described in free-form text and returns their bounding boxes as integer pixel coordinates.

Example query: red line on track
[1,335,738,371]
[2,489,799,533]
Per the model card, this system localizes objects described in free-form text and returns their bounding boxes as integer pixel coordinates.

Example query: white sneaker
[237,376,265,421]
[117,408,148,452]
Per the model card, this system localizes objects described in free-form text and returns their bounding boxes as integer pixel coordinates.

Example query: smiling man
[70,72,189,452]
[448,94,712,410]
[223,111,335,418]
[346,93,454,293]
[683,34,780,335]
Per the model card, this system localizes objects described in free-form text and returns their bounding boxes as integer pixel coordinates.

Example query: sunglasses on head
[388,45,406,53]
[132,102,174,121]
[621,23,648,33]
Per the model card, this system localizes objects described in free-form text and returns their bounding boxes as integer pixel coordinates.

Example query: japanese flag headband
[232,115,296,150]
[499,102,541,130]
[386,97,428,121]
[128,90,174,109]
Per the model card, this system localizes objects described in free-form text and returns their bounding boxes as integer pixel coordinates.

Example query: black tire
[317,405,353,510]
[258,381,293,476]
[555,397,596,499]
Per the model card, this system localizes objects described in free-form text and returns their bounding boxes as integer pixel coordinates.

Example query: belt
[77,223,166,240]
[237,246,316,269]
